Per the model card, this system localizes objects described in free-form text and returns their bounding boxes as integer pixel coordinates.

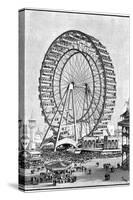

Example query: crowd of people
[41,149,121,164]
[52,171,77,185]
[19,147,121,171]
[19,148,123,186]
[23,167,77,186]
[42,150,92,164]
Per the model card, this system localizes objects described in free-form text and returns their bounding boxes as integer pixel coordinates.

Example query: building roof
[118,119,129,127]
[120,109,129,118]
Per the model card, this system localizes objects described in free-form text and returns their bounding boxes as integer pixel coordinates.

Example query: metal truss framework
[39,30,116,151]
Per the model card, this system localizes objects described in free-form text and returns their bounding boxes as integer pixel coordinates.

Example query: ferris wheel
[39,30,116,151]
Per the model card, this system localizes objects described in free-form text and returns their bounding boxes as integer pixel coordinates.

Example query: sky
[24,10,129,131]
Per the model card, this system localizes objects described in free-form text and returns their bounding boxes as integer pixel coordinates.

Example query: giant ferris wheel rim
[39,30,116,139]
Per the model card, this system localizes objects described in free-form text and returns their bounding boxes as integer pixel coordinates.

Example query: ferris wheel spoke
[56,68,62,74]
[79,57,90,76]
[65,90,72,124]
[77,55,89,82]
[81,93,91,109]
[54,84,59,87]
[63,69,79,84]
[75,95,84,115]
[79,53,87,71]
[85,113,92,132]
[74,89,86,107]
[62,85,69,93]
[89,54,103,104]
[78,90,87,105]
[61,87,68,94]
[81,67,91,81]
[62,72,70,81]
[73,90,84,117]
[94,93,100,100]
[75,53,80,70]
[61,84,68,90]
[80,53,87,70]
[71,54,78,71]
[75,54,85,80]
[95,85,101,89]
[54,87,59,92]
[84,68,102,81]
[68,63,73,78]
[92,95,99,101]
[61,76,71,84]
[63,70,73,80]
[78,76,93,84]
[93,89,100,95]
[54,91,60,97]
[71,90,77,141]
[61,77,70,84]
[81,91,86,125]
[60,81,68,86]
[89,78,100,84]
[80,61,95,82]
[76,96,86,119]
[62,89,68,99]
[84,89,99,121]
[73,92,81,114]
[94,57,100,65]
[69,56,81,81]
[72,54,81,80]
[88,91,101,115]
[74,65,89,84]
[87,92,98,124]
[55,72,61,77]
[84,90,93,131]
[54,79,61,83]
